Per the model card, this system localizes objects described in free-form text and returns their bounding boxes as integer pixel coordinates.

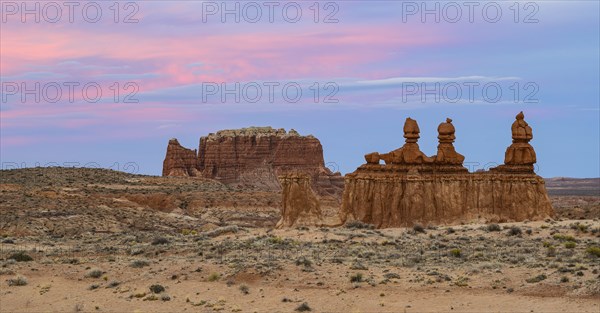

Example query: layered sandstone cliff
[162,139,199,177]
[341,171,553,228]
[338,113,554,228]
[163,127,344,195]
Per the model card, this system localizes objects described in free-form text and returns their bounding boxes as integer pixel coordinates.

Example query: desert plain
[0,168,598,312]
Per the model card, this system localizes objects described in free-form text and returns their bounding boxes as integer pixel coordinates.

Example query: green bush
[526,274,547,283]
[553,234,576,242]
[586,246,600,257]
[208,273,220,282]
[449,248,461,257]
[564,242,576,249]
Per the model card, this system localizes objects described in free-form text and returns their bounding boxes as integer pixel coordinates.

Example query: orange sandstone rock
[339,114,554,228]
[162,139,200,177]
[275,173,323,228]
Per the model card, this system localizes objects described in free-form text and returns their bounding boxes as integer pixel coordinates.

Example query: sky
[1,0,599,178]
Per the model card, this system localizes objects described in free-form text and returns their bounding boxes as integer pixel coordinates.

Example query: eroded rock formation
[163,127,344,195]
[339,113,554,228]
[492,111,538,173]
[276,173,323,228]
[162,139,200,177]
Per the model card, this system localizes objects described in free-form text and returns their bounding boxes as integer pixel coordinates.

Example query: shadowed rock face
[276,173,322,228]
[163,127,344,195]
[338,113,555,228]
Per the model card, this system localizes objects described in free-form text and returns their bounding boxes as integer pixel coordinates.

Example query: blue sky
[1,1,599,177]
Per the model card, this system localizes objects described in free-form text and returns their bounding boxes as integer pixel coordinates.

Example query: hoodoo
[338,112,554,228]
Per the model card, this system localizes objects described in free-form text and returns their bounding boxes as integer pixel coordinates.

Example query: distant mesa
[162,127,344,195]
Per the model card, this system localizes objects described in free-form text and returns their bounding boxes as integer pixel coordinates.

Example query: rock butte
[163,127,344,195]
[280,112,555,228]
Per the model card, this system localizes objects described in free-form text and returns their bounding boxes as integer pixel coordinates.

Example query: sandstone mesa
[163,127,344,195]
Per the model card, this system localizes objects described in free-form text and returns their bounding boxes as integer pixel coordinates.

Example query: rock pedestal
[493,111,537,173]
[339,114,554,228]
[276,173,323,228]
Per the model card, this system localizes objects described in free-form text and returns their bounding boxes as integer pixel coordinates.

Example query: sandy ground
[1,221,599,313]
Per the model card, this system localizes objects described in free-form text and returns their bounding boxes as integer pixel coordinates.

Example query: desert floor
[1,220,599,313]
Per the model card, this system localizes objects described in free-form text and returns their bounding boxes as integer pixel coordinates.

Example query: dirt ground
[0,168,599,312]
[1,221,599,312]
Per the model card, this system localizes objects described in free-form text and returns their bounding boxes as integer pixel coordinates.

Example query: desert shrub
[8,251,33,262]
[455,276,469,287]
[88,284,100,290]
[129,248,144,256]
[525,274,547,283]
[507,226,522,236]
[85,269,103,278]
[151,237,170,245]
[350,273,363,283]
[564,242,576,249]
[149,284,165,294]
[181,229,198,236]
[345,221,374,230]
[553,234,576,242]
[446,227,455,234]
[546,246,557,257]
[208,272,220,282]
[267,236,284,245]
[350,260,368,270]
[295,302,312,312]
[383,272,400,279]
[239,284,249,295]
[486,224,502,232]
[295,256,312,267]
[586,246,600,257]
[571,223,588,233]
[412,224,426,233]
[107,280,120,288]
[161,294,171,301]
[560,276,569,283]
[449,248,461,258]
[7,275,28,286]
[130,259,150,268]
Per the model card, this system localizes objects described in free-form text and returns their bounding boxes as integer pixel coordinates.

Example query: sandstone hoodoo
[276,173,323,228]
[339,112,554,228]
[163,127,344,194]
